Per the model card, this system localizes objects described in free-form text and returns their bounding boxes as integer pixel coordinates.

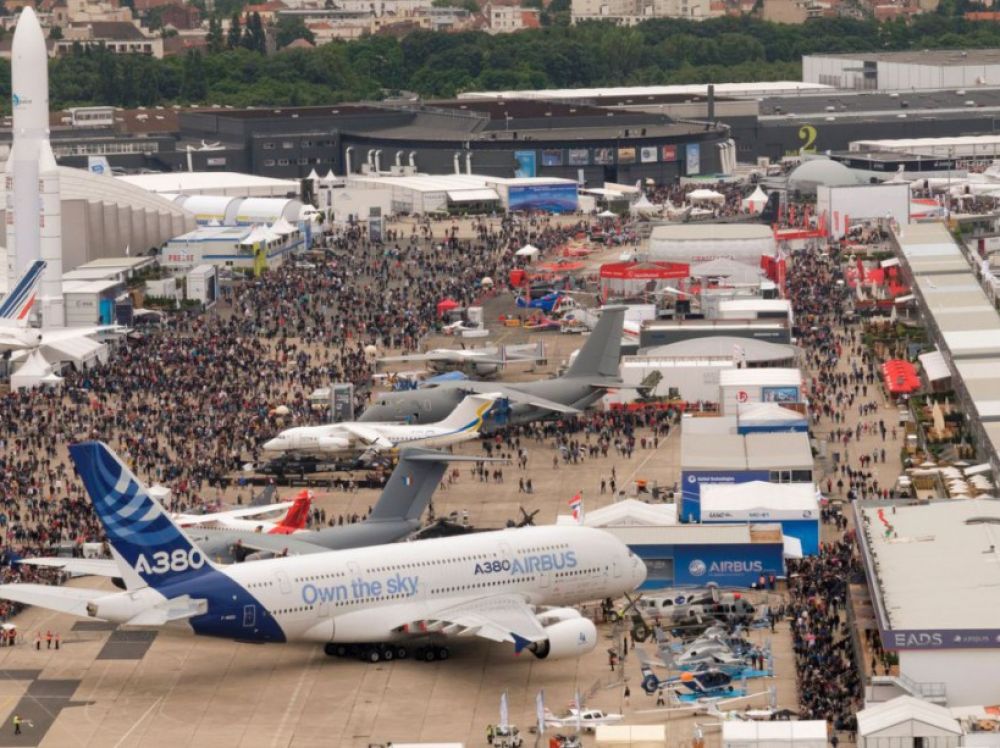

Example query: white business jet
[262,392,500,459]
[0,442,646,663]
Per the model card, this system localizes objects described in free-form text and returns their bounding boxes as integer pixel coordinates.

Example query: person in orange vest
[45,631,52,650]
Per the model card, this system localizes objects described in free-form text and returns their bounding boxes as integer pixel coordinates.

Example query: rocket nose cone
[12,5,46,59]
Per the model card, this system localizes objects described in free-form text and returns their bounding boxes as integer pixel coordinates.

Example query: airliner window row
[555,568,595,577]
[271,606,315,615]
[430,577,536,595]
[366,555,495,572]
[516,544,570,553]
[294,573,346,583]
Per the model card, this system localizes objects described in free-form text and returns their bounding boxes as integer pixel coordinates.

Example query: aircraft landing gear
[323,643,412,662]
[414,645,449,662]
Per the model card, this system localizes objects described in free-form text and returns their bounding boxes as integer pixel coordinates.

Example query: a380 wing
[394,593,547,649]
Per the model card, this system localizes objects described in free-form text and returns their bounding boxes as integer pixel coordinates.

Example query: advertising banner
[618,147,636,164]
[568,149,590,166]
[508,184,578,214]
[881,629,1000,650]
[673,544,783,587]
[680,470,770,522]
[762,386,800,403]
[514,150,537,178]
[662,145,678,161]
[640,146,658,163]
[686,143,701,175]
[594,148,614,165]
[541,149,563,167]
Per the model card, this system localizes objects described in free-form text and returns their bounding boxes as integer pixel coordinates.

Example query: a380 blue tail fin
[69,441,216,590]
[0,260,45,321]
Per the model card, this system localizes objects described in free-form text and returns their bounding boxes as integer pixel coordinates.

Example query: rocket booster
[6,7,63,327]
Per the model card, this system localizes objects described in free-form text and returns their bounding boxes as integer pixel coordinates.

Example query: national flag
[568,492,583,524]
[402,475,412,487]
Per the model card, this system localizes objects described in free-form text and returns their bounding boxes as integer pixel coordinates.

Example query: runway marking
[270,647,319,748]
[111,696,162,748]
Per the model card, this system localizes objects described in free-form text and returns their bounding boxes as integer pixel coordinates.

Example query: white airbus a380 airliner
[0,442,646,662]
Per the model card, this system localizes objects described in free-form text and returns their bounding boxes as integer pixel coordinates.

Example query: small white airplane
[0,260,124,352]
[378,343,543,377]
[543,708,624,732]
[0,441,647,661]
[262,393,501,459]
[174,490,314,536]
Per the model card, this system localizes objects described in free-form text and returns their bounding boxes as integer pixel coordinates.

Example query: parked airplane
[174,490,314,535]
[359,307,625,427]
[0,261,124,353]
[24,448,484,571]
[543,708,623,732]
[378,343,544,377]
[0,442,647,662]
[262,392,500,459]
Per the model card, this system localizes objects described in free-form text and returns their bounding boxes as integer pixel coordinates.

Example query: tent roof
[857,696,961,737]
[14,350,52,377]
[579,499,678,528]
[270,217,297,235]
[41,336,105,365]
[700,481,819,513]
[918,349,951,383]
[738,402,808,424]
[722,721,827,742]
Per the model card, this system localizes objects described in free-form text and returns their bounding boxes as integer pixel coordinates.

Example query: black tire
[632,624,650,643]
[367,648,382,663]
[323,643,337,657]
[424,647,437,662]
[395,646,408,660]
[381,646,394,662]
[335,644,349,658]
[436,646,450,660]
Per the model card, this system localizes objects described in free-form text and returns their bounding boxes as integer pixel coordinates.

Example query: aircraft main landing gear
[323,643,412,662]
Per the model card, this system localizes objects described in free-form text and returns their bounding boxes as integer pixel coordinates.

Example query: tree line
[0,14,997,111]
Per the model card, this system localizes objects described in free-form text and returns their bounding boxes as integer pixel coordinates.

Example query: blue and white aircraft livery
[0,442,646,661]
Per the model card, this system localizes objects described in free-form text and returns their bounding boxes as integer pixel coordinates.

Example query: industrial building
[856,499,1000,706]
[803,50,1000,91]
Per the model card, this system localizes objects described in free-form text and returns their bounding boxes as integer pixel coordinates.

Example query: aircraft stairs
[868,673,947,705]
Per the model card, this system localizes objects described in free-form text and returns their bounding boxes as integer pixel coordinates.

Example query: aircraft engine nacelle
[317,436,350,452]
[529,618,597,660]
[19,329,42,347]
[85,590,157,623]
[537,607,583,625]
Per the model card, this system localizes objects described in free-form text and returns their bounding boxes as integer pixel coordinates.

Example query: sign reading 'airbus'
[688,558,763,578]
[882,629,1000,650]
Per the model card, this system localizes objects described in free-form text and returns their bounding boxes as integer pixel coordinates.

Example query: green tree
[227,13,242,49]
[275,16,314,48]
[207,16,224,53]
[181,49,207,100]
[49,25,63,40]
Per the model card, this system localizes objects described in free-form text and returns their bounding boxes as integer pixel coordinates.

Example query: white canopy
[307,169,319,181]
[737,402,808,426]
[148,485,172,501]
[239,225,280,246]
[597,210,617,218]
[688,188,725,204]
[269,217,298,236]
[918,349,950,383]
[741,186,769,213]
[690,257,763,283]
[563,498,678,528]
[515,244,539,257]
[700,481,819,521]
[10,350,55,391]
[783,534,804,559]
[857,696,961,739]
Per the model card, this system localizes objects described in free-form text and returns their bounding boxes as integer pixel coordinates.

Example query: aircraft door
[243,604,256,628]
[274,570,292,595]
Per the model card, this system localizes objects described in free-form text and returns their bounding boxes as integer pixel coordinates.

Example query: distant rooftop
[808,49,1000,66]
[859,500,1000,631]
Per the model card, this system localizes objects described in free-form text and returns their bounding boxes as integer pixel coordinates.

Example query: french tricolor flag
[568,492,583,524]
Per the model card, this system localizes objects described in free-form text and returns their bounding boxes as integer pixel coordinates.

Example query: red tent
[436,298,459,317]
[599,261,689,280]
[882,360,920,395]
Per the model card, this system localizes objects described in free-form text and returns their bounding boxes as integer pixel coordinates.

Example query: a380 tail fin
[68,441,217,590]
[0,260,45,322]
[271,490,313,534]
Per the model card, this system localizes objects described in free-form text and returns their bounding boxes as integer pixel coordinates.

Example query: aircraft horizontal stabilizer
[453,380,580,413]
[125,595,207,626]
[18,557,121,578]
[0,583,99,618]
[185,530,328,557]
[397,447,505,463]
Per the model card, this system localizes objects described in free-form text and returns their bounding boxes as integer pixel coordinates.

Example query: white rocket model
[6,7,63,328]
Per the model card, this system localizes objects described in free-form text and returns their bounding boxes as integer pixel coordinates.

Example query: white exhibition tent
[918,349,951,383]
[630,194,658,215]
[567,498,678,527]
[597,209,617,218]
[722,720,827,748]
[688,188,725,204]
[269,217,298,236]
[857,696,961,748]
[742,185,770,213]
[737,402,809,432]
[515,244,539,257]
[700,481,819,521]
[10,350,56,391]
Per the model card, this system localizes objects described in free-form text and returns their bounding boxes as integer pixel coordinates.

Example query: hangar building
[856,499,1000,706]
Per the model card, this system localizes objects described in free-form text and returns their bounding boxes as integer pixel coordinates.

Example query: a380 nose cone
[633,555,647,588]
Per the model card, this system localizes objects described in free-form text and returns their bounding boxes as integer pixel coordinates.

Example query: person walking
[12,714,21,736]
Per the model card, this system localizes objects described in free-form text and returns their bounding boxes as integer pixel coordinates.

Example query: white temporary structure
[688,188,725,204]
[722,720,827,748]
[742,186,770,213]
[557,498,678,527]
[515,244,540,257]
[857,696,961,748]
[10,350,56,391]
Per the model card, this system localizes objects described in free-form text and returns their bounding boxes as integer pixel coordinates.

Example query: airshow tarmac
[0,219,905,748]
